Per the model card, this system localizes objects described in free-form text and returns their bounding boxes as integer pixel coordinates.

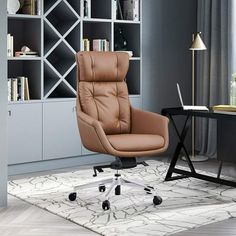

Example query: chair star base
[68,160,162,210]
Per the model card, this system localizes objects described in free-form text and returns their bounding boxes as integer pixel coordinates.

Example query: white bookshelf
[7,0,142,165]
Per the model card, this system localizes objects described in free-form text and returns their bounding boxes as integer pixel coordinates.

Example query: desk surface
[162,107,236,119]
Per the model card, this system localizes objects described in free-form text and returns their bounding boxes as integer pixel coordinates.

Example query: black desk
[162,107,236,187]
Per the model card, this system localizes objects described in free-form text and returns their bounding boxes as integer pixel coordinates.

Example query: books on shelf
[83,0,91,18]
[7,34,14,57]
[212,105,236,115]
[93,39,110,52]
[8,77,30,102]
[17,0,40,15]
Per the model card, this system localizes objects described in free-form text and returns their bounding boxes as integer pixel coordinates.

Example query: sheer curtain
[195,0,233,157]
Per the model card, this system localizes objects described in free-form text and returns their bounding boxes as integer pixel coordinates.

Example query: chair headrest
[76,51,129,82]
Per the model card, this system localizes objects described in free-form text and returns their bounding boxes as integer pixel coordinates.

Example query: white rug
[8,161,236,236]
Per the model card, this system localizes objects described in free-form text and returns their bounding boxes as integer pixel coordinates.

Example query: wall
[142,0,197,154]
[0,0,8,207]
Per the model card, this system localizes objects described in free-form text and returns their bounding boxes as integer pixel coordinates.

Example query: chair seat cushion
[107,134,165,152]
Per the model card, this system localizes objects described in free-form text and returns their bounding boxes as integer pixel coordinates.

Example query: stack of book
[212,105,236,115]
[82,39,110,52]
[15,51,38,57]
[8,77,30,102]
[7,34,14,57]
[93,39,109,52]
[114,0,139,21]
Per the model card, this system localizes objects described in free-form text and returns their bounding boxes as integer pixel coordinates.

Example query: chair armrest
[77,110,109,153]
[131,107,169,139]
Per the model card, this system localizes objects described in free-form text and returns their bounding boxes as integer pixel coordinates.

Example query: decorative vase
[114,28,128,51]
[7,0,20,14]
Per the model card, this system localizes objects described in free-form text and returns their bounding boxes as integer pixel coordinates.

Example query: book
[36,0,41,15]
[93,39,109,52]
[15,51,38,57]
[11,78,18,101]
[117,0,123,20]
[7,34,12,57]
[213,110,236,115]
[212,105,236,112]
[24,77,30,100]
[17,77,25,101]
[83,0,91,18]
[82,39,90,51]
[8,79,11,102]
[21,0,36,15]
[123,0,139,21]
[113,0,118,19]
[10,35,14,57]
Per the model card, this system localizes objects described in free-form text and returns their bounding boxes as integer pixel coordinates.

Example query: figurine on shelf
[15,46,38,57]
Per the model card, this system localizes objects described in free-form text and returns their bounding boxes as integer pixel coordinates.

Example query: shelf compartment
[126,60,140,95]
[8,18,41,57]
[90,0,111,19]
[46,41,75,76]
[83,22,111,50]
[66,0,80,15]
[64,66,76,90]
[44,0,58,14]
[114,23,140,57]
[47,81,75,98]
[44,62,60,97]
[8,60,41,100]
[46,1,78,36]
[65,23,80,52]
[44,21,60,55]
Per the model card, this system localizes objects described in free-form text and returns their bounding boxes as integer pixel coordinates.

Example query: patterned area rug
[8,161,236,236]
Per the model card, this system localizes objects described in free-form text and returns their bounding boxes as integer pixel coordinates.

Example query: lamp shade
[189,32,207,50]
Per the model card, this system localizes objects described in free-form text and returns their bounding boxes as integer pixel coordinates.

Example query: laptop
[177,83,209,111]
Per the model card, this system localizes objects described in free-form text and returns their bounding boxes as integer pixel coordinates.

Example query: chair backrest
[76,51,131,135]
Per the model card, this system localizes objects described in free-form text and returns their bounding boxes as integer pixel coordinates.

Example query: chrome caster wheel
[153,196,162,205]
[68,192,77,201]
[102,200,110,210]
[99,185,106,192]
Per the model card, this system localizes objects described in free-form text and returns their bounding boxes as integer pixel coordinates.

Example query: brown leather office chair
[68,51,169,210]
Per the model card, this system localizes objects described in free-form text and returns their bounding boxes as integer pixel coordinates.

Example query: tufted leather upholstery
[76,51,169,157]
[77,51,130,135]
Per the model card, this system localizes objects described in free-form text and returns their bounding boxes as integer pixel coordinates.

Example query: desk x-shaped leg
[164,113,236,187]
[165,114,196,181]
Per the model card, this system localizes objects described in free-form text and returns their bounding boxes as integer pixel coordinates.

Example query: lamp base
[181,155,209,162]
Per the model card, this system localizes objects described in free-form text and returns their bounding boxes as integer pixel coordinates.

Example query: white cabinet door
[43,101,82,160]
[81,145,95,155]
[8,103,43,165]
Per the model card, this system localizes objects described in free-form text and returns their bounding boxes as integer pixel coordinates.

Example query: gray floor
[0,195,98,236]
[1,157,236,236]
